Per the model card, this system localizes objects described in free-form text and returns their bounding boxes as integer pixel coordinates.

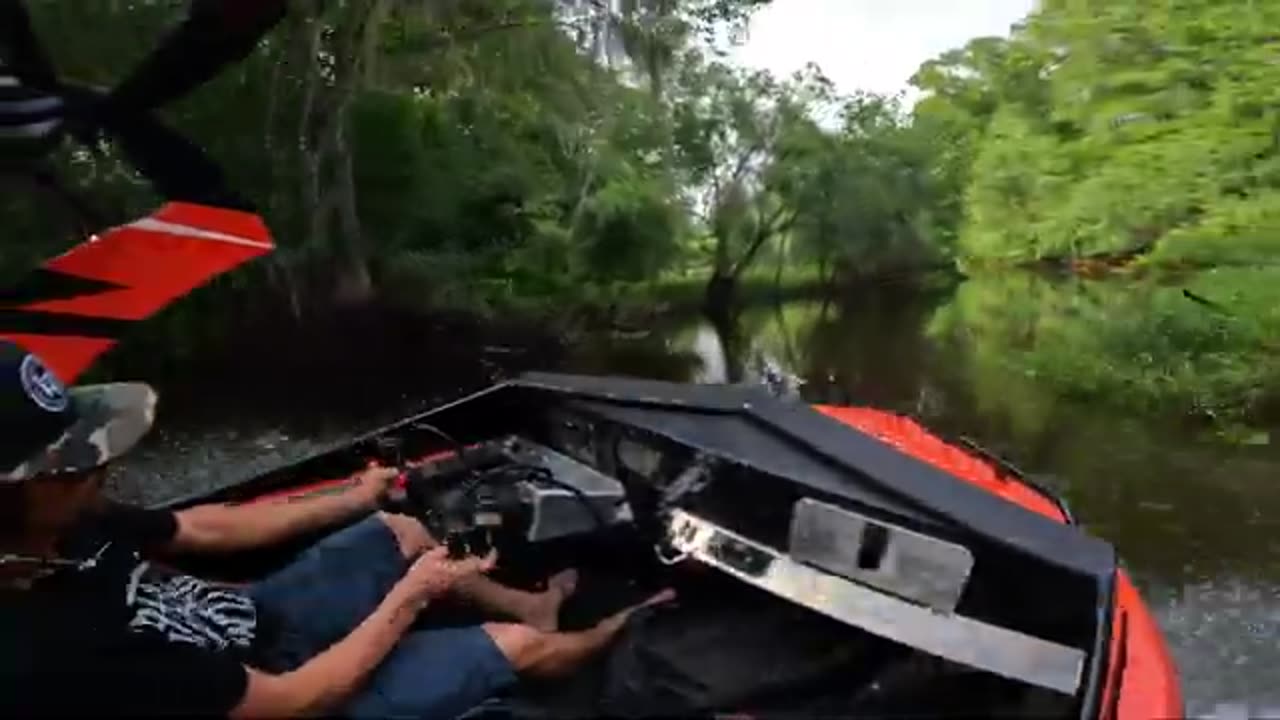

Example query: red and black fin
[0,203,273,383]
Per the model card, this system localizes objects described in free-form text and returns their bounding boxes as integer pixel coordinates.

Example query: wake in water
[1154,574,1280,715]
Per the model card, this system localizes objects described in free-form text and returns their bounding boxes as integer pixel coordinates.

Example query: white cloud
[730,0,1034,102]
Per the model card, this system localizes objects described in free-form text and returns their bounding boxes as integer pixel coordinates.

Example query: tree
[767,91,954,283]
[668,58,834,309]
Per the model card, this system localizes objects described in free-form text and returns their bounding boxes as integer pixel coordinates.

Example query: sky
[730,0,1035,102]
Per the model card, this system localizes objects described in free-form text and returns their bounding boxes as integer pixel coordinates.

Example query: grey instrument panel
[789,498,973,612]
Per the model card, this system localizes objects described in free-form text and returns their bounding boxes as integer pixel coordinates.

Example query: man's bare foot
[595,588,677,637]
[483,588,678,676]
[523,568,580,631]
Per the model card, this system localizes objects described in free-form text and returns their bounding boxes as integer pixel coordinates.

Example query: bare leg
[377,512,577,630]
[454,569,578,631]
[484,589,677,676]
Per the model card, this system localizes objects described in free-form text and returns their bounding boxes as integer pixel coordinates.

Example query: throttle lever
[661,456,715,510]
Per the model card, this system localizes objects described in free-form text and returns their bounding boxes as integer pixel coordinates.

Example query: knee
[376,511,437,558]
[482,623,547,672]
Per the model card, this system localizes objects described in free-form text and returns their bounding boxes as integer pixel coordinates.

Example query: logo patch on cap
[19,354,68,413]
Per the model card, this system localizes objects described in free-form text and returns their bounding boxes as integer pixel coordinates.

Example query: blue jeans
[247,516,516,719]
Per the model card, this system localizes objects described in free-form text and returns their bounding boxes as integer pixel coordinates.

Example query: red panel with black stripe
[0,202,273,382]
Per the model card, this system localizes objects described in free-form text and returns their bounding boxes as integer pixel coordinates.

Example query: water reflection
[567,274,1280,713]
[688,324,725,384]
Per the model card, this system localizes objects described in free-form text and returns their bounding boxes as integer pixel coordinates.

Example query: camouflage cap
[0,342,156,482]
[1,383,157,482]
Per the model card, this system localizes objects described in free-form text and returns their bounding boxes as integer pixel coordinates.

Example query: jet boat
[163,372,1182,719]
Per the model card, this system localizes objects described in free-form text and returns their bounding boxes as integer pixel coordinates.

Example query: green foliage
[929,270,1280,432]
[899,1,1280,433]
[665,57,953,287]
[4,0,966,336]
[1151,193,1280,266]
[913,0,1280,267]
[578,172,684,282]
[3,1,777,312]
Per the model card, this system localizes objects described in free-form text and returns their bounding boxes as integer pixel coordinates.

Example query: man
[0,341,671,718]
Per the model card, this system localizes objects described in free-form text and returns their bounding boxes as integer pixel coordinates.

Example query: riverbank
[930,266,1280,443]
[91,302,566,424]
[88,258,1280,445]
[89,267,834,418]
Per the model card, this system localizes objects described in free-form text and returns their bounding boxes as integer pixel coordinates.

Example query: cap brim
[1,383,156,481]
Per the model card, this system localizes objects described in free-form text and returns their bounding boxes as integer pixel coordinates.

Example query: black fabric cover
[596,583,891,716]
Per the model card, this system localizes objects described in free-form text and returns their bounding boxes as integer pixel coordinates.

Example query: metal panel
[666,509,1084,695]
[504,438,633,542]
[789,498,973,611]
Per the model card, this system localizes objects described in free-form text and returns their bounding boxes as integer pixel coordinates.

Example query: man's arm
[232,578,423,717]
[168,466,398,554]
[229,547,493,718]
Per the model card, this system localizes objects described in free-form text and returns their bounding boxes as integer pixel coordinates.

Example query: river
[109,273,1280,716]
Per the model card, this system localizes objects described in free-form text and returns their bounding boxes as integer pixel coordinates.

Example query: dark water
[114,276,1280,716]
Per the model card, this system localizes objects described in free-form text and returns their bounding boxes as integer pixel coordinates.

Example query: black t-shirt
[0,503,252,717]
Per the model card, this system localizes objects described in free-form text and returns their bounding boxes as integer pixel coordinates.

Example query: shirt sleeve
[96,500,179,550]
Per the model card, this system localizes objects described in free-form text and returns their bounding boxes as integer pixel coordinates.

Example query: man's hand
[398,546,497,603]
[352,465,400,508]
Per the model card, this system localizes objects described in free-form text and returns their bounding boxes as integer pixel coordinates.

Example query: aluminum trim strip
[667,509,1084,695]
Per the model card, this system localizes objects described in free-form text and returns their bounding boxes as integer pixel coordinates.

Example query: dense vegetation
[4,0,947,320]
[905,0,1280,435]
[925,271,1280,438]
[912,0,1280,268]
[7,0,1280,435]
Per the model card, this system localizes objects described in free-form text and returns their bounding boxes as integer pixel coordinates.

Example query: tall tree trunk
[297,5,327,302]
[290,0,388,307]
[332,117,373,304]
[706,295,744,384]
[774,234,788,290]
[705,231,736,317]
[262,7,311,321]
[565,119,604,241]
[730,225,771,281]
[712,231,733,278]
